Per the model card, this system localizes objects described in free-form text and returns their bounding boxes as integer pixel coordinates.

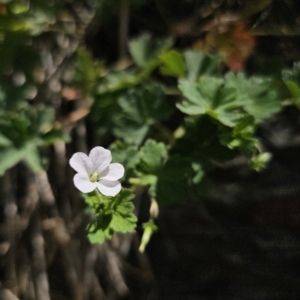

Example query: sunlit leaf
[159,50,186,78]
[0,147,24,175]
[224,72,281,122]
[177,76,243,127]
[85,189,137,244]
[109,141,141,171]
[250,152,272,171]
[184,50,204,81]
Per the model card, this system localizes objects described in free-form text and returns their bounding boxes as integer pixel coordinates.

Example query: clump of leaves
[92,84,173,145]
[177,72,281,126]
[84,189,137,244]
[0,105,67,175]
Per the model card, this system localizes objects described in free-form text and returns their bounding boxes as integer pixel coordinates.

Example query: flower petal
[89,147,112,174]
[74,173,96,193]
[101,163,124,181]
[97,180,121,197]
[70,152,93,175]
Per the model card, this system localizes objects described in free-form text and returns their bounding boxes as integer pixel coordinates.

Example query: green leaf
[23,142,43,173]
[191,162,204,184]
[282,63,300,107]
[285,81,300,107]
[138,174,157,186]
[129,34,150,68]
[224,72,281,122]
[191,162,209,196]
[172,116,236,166]
[139,139,167,173]
[75,47,99,82]
[177,77,242,127]
[177,77,222,115]
[282,62,300,83]
[42,128,70,145]
[109,141,141,171]
[36,107,55,133]
[110,213,135,233]
[85,189,137,244]
[10,2,29,14]
[88,221,114,244]
[75,47,101,95]
[184,50,204,81]
[250,152,272,171]
[129,34,172,68]
[0,134,12,147]
[219,115,258,153]
[109,189,137,233]
[0,147,24,175]
[159,50,186,78]
[177,73,281,126]
[112,85,173,144]
[0,105,66,174]
[88,228,106,244]
[285,81,300,98]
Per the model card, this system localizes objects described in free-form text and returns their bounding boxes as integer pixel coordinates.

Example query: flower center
[89,171,99,183]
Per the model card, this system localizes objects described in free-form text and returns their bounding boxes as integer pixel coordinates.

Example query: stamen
[89,171,99,182]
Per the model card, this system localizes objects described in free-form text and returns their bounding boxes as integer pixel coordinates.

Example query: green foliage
[84,189,137,244]
[183,50,223,80]
[110,141,140,170]
[177,72,281,127]
[174,70,282,174]
[224,72,281,122]
[134,140,168,197]
[129,34,172,69]
[159,49,223,80]
[250,152,272,171]
[113,85,172,144]
[0,0,71,176]
[0,0,57,35]
[74,47,101,96]
[159,50,186,78]
[0,105,68,175]
[139,139,167,173]
[0,1,292,252]
[92,84,173,144]
[282,62,300,107]
[219,115,257,153]
[109,140,168,198]
[177,76,241,126]
[161,116,235,202]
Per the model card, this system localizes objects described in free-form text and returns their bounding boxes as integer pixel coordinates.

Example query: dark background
[2,1,300,299]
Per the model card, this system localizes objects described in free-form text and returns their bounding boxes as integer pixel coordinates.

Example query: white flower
[69,147,124,196]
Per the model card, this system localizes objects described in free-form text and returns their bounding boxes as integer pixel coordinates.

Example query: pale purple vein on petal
[97,180,121,197]
[74,173,96,193]
[89,147,112,174]
[100,163,124,181]
[70,152,93,175]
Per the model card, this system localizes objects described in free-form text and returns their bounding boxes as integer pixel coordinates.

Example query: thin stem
[94,188,103,203]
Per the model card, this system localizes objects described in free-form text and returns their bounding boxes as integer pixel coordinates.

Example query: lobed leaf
[85,189,137,244]
[139,139,167,173]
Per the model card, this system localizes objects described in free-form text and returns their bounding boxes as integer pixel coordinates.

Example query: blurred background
[1,0,300,299]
